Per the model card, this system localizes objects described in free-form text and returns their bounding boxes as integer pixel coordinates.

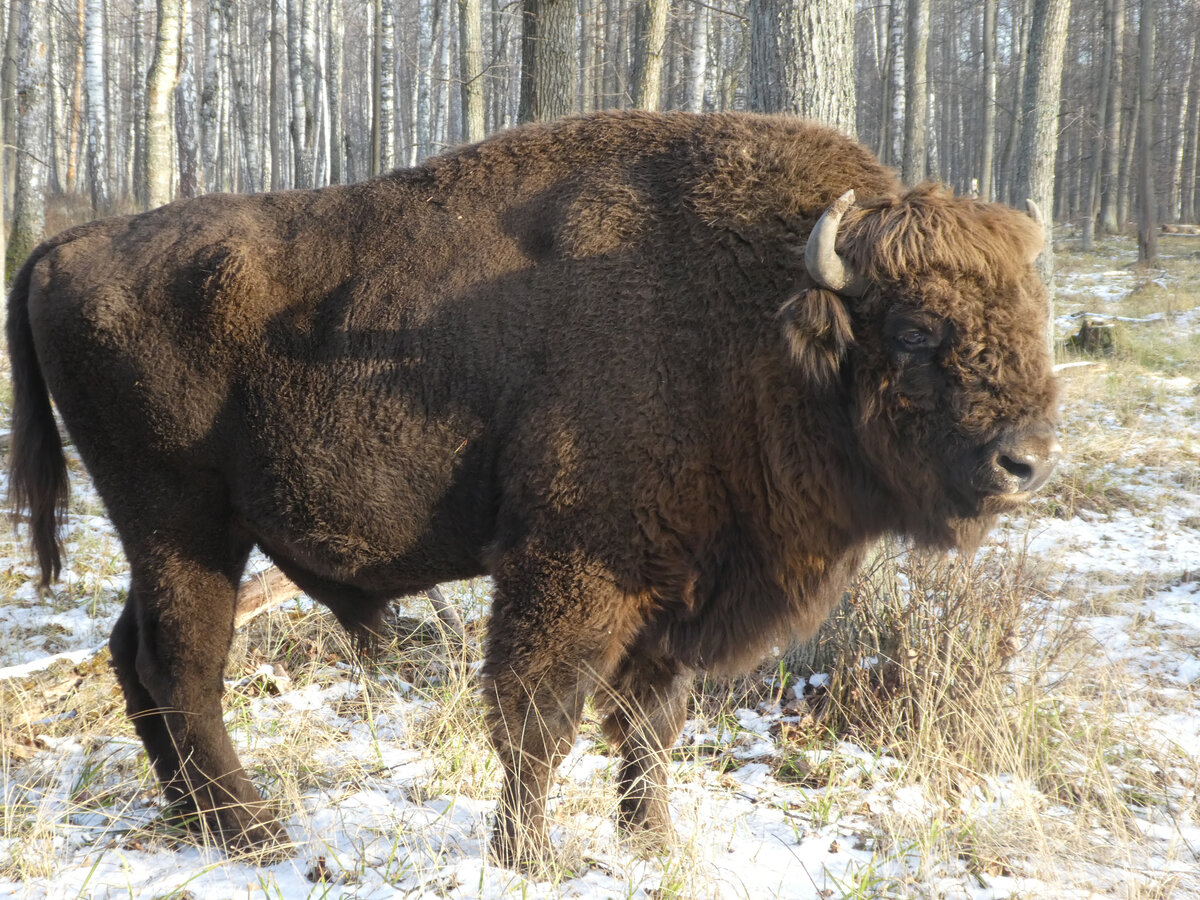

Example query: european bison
[8,111,1058,865]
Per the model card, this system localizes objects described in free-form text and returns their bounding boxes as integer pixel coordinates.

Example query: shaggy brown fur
[7,110,1058,865]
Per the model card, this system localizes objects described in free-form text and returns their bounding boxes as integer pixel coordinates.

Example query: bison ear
[778,288,854,384]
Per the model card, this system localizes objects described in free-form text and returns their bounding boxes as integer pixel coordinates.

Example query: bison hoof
[618,818,675,858]
[617,799,675,856]
[222,811,291,862]
[164,798,290,859]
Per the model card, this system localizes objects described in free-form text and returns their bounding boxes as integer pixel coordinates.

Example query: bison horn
[1025,198,1045,228]
[805,190,868,297]
[1025,198,1047,260]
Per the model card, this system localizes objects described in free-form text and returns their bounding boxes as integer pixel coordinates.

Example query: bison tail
[6,245,69,587]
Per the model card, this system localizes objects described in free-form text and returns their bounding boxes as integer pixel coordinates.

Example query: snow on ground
[2,251,1199,898]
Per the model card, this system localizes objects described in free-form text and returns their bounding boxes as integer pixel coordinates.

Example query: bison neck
[639,360,887,674]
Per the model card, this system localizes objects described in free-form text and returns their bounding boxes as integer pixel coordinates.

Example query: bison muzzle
[7,111,1058,865]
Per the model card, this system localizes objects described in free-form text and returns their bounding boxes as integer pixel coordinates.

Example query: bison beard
[7,111,1059,865]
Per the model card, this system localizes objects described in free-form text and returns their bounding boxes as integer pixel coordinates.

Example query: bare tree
[1014,0,1071,344]
[687,1,708,113]
[288,0,312,186]
[517,0,575,122]
[9,0,50,273]
[327,0,345,180]
[1136,0,1155,263]
[85,0,109,210]
[2,0,18,210]
[459,0,485,142]
[980,0,997,200]
[1097,0,1124,234]
[144,0,184,208]
[901,0,928,183]
[630,0,669,110]
[174,0,199,198]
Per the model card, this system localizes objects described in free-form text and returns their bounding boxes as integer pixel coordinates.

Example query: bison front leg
[601,652,692,852]
[484,546,636,869]
[108,523,285,856]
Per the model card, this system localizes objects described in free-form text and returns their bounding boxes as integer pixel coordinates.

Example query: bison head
[793,185,1060,547]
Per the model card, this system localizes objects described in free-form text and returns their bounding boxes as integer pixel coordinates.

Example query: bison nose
[989,426,1060,494]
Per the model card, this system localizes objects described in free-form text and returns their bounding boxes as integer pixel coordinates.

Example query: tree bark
[1168,31,1197,224]
[416,0,433,158]
[8,0,49,275]
[288,0,312,187]
[200,0,222,192]
[1135,0,1156,264]
[459,0,485,142]
[901,0,928,184]
[687,1,708,113]
[84,0,109,211]
[630,0,669,111]
[174,0,199,199]
[223,0,259,191]
[1014,0,1071,345]
[517,0,576,122]
[1081,0,1112,250]
[980,0,996,201]
[748,0,855,135]
[270,0,284,189]
[144,0,184,208]
[2,0,18,213]
[1183,29,1200,225]
[1097,0,1124,234]
[327,0,344,181]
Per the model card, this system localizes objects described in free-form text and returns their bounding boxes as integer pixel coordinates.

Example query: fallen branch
[233,566,302,628]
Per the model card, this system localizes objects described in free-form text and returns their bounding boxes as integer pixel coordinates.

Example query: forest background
[0,0,1188,291]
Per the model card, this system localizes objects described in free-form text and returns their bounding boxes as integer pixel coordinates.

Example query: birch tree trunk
[630,0,669,111]
[1182,35,1200,225]
[63,0,86,194]
[144,0,183,208]
[687,1,707,113]
[1136,0,1156,264]
[748,0,855,135]
[222,0,259,191]
[200,0,221,191]
[901,0,928,184]
[174,0,199,199]
[1097,0,1124,234]
[2,0,18,211]
[379,0,395,167]
[8,0,49,273]
[130,0,148,206]
[1168,32,1197,223]
[270,0,283,188]
[327,0,344,182]
[416,0,433,159]
[288,0,312,187]
[302,0,319,180]
[980,0,996,200]
[459,0,485,142]
[45,4,63,193]
[85,0,108,210]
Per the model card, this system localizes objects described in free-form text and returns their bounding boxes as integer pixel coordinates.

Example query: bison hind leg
[599,650,692,853]
[105,493,288,856]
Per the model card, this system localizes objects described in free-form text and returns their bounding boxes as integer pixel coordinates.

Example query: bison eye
[897,328,932,351]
